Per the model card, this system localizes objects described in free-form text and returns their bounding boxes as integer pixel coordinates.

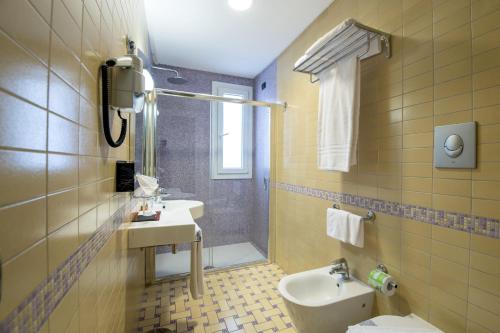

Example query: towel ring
[332,203,376,223]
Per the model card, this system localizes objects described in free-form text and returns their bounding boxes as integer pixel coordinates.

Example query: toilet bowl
[350,314,444,332]
[278,266,374,333]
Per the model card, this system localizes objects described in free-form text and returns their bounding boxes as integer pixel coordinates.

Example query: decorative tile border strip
[273,182,500,239]
[0,197,134,333]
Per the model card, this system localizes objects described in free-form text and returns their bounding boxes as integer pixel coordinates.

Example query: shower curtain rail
[154,88,287,109]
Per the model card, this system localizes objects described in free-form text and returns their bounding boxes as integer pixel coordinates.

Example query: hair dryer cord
[101,64,127,148]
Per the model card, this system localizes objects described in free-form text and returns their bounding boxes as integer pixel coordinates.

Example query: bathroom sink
[159,200,204,219]
[126,200,204,248]
[279,266,374,333]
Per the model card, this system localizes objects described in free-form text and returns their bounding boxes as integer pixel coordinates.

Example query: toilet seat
[351,314,443,332]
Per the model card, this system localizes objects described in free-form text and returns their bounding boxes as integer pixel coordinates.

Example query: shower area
[135,63,276,279]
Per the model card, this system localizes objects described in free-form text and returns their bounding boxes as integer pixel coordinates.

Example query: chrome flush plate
[434,122,476,169]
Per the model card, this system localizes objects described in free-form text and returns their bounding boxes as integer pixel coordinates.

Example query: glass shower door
[151,94,269,280]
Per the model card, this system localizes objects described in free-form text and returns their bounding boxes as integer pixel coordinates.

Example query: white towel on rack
[306,19,355,55]
[294,19,382,71]
[317,55,360,172]
[326,207,364,247]
[190,224,204,299]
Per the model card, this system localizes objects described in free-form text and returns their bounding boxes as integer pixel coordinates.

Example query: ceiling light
[228,0,253,11]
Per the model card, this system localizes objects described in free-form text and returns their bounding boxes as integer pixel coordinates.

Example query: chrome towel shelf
[333,203,376,223]
[293,19,391,83]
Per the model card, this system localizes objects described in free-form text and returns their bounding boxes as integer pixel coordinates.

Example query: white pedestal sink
[126,200,204,249]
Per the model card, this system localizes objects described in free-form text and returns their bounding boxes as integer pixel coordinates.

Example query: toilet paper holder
[376,264,398,291]
[332,203,376,223]
[376,264,389,274]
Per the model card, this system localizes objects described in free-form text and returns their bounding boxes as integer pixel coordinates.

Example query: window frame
[210,81,253,180]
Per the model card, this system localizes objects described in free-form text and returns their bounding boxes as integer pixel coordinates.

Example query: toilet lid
[355,314,443,332]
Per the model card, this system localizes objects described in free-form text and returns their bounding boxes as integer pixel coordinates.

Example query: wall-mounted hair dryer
[101,39,145,148]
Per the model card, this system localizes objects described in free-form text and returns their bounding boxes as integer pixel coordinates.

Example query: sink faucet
[329,258,350,280]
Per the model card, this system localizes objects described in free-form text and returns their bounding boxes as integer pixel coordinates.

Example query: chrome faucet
[329,258,350,280]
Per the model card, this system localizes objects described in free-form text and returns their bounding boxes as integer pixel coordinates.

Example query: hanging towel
[190,224,204,299]
[326,207,364,247]
[317,55,360,172]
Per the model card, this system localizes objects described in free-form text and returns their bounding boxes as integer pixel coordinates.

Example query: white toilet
[348,314,444,332]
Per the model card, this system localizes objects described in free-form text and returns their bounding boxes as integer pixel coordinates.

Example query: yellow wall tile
[432,225,470,247]
[469,268,500,298]
[431,256,469,299]
[0,240,47,320]
[435,40,471,68]
[0,150,46,206]
[48,153,78,193]
[50,32,80,90]
[434,5,470,38]
[432,240,469,266]
[473,8,500,37]
[48,219,79,271]
[473,180,500,200]
[473,46,500,73]
[0,0,50,64]
[49,283,78,333]
[429,303,467,333]
[78,207,96,244]
[433,178,471,197]
[469,287,500,316]
[0,91,47,151]
[467,304,500,333]
[472,198,500,219]
[0,30,48,108]
[52,0,81,57]
[470,251,500,276]
[473,26,500,56]
[403,102,433,120]
[0,198,46,261]
[47,188,79,233]
[471,234,500,257]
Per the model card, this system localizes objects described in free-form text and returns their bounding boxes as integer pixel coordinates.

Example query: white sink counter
[126,200,204,249]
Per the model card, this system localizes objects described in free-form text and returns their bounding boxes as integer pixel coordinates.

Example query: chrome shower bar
[154,88,286,109]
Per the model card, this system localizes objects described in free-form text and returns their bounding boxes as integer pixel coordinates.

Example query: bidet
[278,266,374,333]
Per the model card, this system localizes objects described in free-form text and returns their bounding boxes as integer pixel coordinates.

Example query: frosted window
[210,82,253,179]
[222,96,243,169]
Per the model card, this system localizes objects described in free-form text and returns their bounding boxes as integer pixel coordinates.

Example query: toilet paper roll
[368,270,397,296]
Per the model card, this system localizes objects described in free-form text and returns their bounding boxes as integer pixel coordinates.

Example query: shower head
[152,66,188,85]
[167,75,188,85]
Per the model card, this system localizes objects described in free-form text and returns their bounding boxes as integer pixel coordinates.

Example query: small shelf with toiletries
[293,18,391,83]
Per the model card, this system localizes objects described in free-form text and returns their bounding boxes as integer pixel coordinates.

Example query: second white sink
[159,200,204,219]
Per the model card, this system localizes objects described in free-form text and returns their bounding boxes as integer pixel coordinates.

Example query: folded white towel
[305,18,355,56]
[190,224,204,299]
[294,19,382,72]
[347,327,439,333]
[317,55,360,172]
[326,208,364,247]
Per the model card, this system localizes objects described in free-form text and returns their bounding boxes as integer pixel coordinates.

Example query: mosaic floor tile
[136,264,296,333]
